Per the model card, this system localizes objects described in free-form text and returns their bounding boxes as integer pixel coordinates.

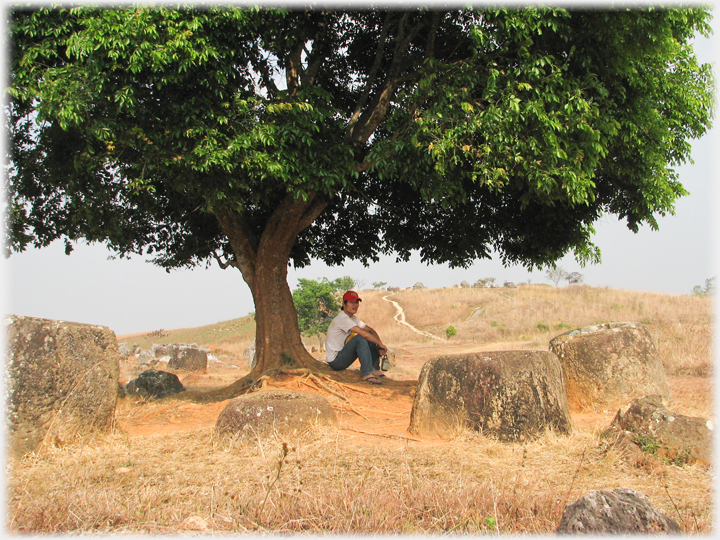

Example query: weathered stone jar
[5,315,120,457]
[215,389,337,441]
[549,322,670,412]
[409,351,572,441]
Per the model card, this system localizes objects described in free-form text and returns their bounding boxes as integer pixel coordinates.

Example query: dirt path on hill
[382,293,445,341]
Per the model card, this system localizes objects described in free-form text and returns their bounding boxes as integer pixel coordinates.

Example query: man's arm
[350,325,388,354]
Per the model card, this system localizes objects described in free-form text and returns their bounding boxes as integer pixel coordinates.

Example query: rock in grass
[556,488,680,534]
[166,343,209,371]
[124,369,185,399]
[215,389,336,441]
[602,394,713,467]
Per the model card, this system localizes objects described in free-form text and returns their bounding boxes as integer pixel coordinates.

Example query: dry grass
[6,284,714,534]
[363,285,713,377]
[7,415,712,534]
[118,315,257,357]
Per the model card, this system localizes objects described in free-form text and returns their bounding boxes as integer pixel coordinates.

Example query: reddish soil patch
[117,366,424,447]
[116,347,709,449]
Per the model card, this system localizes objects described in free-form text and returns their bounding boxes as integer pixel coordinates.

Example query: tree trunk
[250,241,324,373]
[202,194,331,401]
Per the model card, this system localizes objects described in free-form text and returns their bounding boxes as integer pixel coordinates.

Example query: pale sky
[1,9,718,337]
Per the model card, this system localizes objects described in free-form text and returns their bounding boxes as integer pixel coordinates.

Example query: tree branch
[213,206,259,288]
[425,11,441,60]
[297,194,328,232]
[301,19,329,87]
[286,35,305,98]
[350,14,429,145]
[346,11,395,140]
[255,55,279,99]
[252,193,326,263]
[213,251,239,270]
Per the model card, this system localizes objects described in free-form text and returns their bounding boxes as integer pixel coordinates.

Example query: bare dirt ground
[115,341,710,450]
[118,349,423,445]
[115,290,713,448]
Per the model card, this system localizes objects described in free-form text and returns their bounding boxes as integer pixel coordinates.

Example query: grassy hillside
[118,315,256,357]
[118,284,713,378]
[362,284,713,377]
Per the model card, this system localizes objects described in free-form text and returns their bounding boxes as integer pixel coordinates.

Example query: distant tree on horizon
[546,267,569,286]
[693,277,715,296]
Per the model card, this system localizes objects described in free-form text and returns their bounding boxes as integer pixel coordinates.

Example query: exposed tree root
[184,364,373,420]
[181,372,256,403]
[255,366,371,420]
[340,426,422,442]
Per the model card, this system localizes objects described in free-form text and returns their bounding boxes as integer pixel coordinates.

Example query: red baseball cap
[343,290,362,302]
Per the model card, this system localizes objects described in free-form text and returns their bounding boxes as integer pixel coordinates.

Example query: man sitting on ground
[325,290,388,385]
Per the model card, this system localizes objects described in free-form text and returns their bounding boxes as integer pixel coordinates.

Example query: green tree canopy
[6,6,714,397]
[292,276,352,337]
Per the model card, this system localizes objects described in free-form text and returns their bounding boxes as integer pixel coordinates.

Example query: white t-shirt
[325,310,366,362]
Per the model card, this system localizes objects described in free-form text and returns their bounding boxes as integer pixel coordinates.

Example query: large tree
[6,6,714,396]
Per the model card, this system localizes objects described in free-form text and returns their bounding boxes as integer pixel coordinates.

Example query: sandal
[362,375,383,385]
[372,370,386,378]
